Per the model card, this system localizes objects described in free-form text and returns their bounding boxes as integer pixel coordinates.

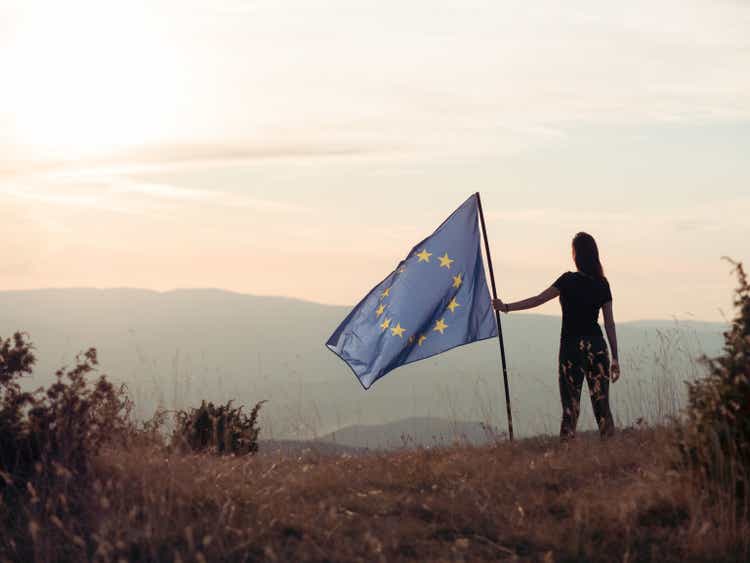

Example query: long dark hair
[572,232,605,279]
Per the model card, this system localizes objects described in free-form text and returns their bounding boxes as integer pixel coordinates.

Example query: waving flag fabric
[326,194,498,389]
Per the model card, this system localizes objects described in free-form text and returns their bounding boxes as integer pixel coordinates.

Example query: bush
[0,334,133,560]
[683,260,750,489]
[173,399,266,455]
[0,333,130,487]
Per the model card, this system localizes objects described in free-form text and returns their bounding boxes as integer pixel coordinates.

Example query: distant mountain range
[0,288,725,442]
[319,417,499,449]
[263,417,499,453]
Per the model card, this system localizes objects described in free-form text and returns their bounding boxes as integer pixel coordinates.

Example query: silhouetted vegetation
[0,333,130,486]
[683,260,750,495]
[0,333,132,560]
[0,332,267,561]
[173,399,265,455]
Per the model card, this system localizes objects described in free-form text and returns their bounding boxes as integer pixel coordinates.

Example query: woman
[493,232,620,440]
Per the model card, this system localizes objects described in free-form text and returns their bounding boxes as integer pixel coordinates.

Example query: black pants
[558,333,614,439]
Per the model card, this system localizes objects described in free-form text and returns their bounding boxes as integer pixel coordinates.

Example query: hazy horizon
[0,286,723,439]
[0,285,732,325]
[1,1,748,322]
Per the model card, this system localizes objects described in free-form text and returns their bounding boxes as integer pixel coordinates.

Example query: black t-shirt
[553,271,612,338]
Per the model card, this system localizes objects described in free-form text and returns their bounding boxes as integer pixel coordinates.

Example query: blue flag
[326,193,498,389]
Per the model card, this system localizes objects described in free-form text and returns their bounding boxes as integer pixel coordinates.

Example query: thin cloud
[486,202,750,233]
[109,178,310,214]
[0,184,142,215]
[0,171,312,216]
[109,181,217,202]
[120,142,382,166]
[0,141,386,179]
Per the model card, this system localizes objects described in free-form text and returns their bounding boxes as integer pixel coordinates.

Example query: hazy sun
[6,1,182,159]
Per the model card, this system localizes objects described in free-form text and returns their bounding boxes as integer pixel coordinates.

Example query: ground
[20,427,740,562]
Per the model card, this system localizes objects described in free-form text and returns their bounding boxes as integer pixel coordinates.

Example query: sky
[0,0,748,322]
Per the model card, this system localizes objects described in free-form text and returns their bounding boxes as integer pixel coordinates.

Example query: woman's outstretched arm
[492,286,560,313]
[602,300,621,382]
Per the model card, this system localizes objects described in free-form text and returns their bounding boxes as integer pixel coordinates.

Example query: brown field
[8,426,747,563]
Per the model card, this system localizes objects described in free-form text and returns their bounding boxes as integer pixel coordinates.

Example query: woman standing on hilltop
[492,232,619,440]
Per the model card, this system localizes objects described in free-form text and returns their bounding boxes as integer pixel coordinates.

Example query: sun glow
[5,1,183,159]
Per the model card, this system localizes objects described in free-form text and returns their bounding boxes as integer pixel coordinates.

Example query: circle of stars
[374,247,464,350]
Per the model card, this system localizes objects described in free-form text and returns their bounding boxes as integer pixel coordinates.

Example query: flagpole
[475,192,514,442]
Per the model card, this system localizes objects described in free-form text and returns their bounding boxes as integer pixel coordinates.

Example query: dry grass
[6,426,746,562]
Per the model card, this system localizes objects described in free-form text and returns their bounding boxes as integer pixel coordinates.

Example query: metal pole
[475,192,514,442]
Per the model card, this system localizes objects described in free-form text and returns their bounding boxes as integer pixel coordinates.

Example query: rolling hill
[0,288,725,442]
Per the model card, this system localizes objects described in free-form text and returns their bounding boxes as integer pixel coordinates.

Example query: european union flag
[326,194,498,389]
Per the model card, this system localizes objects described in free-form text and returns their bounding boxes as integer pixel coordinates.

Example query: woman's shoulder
[565,271,610,288]
[553,271,575,289]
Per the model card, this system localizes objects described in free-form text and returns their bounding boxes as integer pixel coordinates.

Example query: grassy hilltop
[3,426,745,562]
[1,263,747,562]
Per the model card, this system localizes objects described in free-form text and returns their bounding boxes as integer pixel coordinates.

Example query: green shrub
[173,399,266,455]
[683,260,750,490]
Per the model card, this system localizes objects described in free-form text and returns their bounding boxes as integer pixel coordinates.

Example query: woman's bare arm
[602,300,621,381]
[492,286,560,313]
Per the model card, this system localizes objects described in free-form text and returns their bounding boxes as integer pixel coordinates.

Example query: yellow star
[416,249,432,263]
[433,318,448,334]
[375,304,385,317]
[447,298,460,313]
[381,287,391,299]
[408,335,415,344]
[438,253,454,269]
[390,323,406,338]
[380,318,391,331]
[418,335,427,347]
[452,273,463,288]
